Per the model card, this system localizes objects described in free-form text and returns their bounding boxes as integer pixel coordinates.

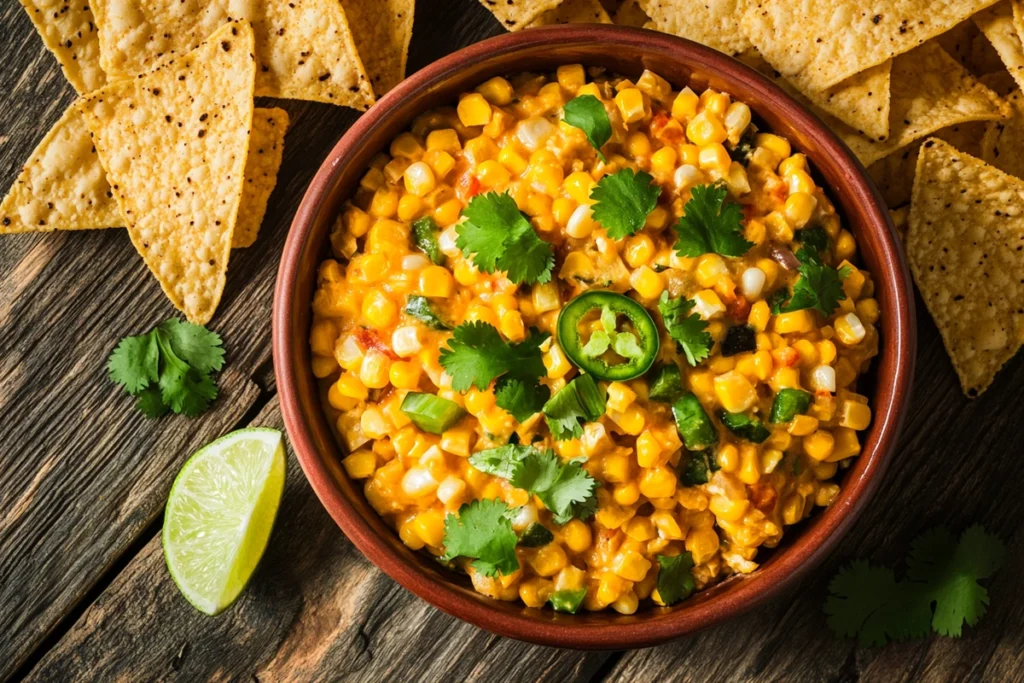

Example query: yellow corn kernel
[434,198,463,227]
[359,350,392,389]
[610,404,646,436]
[784,192,817,228]
[498,146,528,175]
[555,63,586,92]
[834,312,867,345]
[686,111,728,146]
[685,527,720,564]
[817,340,837,365]
[476,76,514,105]
[602,452,633,484]
[828,427,861,462]
[639,466,678,499]
[398,518,425,550]
[838,401,872,430]
[457,93,492,127]
[369,188,399,218]
[528,163,563,196]
[764,210,794,242]
[422,151,455,182]
[451,260,478,287]
[677,143,699,167]
[342,449,377,479]
[774,310,814,335]
[575,82,601,99]
[716,442,739,472]
[646,511,681,542]
[543,344,572,380]
[497,310,525,342]
[695,253,728,288]
[714,371,757,413]
[709,494,749,523]
[636,431,664,468]
[389,132,423,160]
[615,87,648,124]
[394,194,421,222]
[698,143,731,175]
[835,230,857,260]
[563,171,596,205]
[636,70,672,104]
[440,427,472,458]
[360,406,390,440]
[650,146,678,179]
[418,265,454,298]
[787,169,815,195]
[701,89,730,117]
[688,368,715,401]
[793,339,819,366]
[856,298,880,326]
[606,382,637,413]
[426,128,461,154]
[746,300,770,333]
[388,360,421,390]
[613,482,640,506]
[411,509,446,548]
[778,153,808,177]
[563,519,592,553]
[519,577,553,608]
[756,133,791,166]
[625,517,656,543]
[781,494,805,525]
[327,381,359,411]
[309,320,337,357]
[671,87,699,122]
[362,290,398,329]
[738,444,761,485]
[335,373,367,402]
[708,355,735,374]
[529,543,568,577]
[627,266,663,300]
[551,198,576,227]
[466,304,500,329]
[360,167,385,192]
[788,414,819,436]
[803,430,836,461]
[612,550,652,582]
[477,159,512,188]
[343,205,372,237]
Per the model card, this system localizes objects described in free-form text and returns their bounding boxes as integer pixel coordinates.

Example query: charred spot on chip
[221,41,231,52]
[2,217,10,226]
[319,72,331,82]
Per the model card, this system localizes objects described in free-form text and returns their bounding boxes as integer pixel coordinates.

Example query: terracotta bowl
[273,25,915,649]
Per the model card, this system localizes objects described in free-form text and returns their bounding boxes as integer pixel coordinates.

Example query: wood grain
[2,0,1024,681]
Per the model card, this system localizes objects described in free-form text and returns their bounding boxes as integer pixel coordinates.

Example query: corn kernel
[828,427,861,462]
[544,343,572,379]
[835,230,857,260]
[636,431,664,468]
[785,192,817,228]
[709,494,749,523]
[788,414,819,436]
[686,111,728,146]
[477,159,512,188]
[563,519,592,553]
[672,87,699,122]
[362,289,398,329]
[640,466,678,499]
[556,63,586,92]
[615,87,648,123]
[803,430,835,461]
[457,93,492,127]
[369,188,399,218]
[651,146,678,179]
[612,550,652,582]
[774,310,814,335]
[610,404,646,435]
[834,313,867,345]
[685,527,720,563]
[628,265,664,300]
[530,544,568,577]
[342,449,376,479]
[419,265,454,298]
[747,300,771,332]
[477,76,514,105]
[498,146,528,175]
[756,133,791,167]
[714,371,757,413]
[361,406,391,440]
[838,401,872,430]
[440,427,473,457]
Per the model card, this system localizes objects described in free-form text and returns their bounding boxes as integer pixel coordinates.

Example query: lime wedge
[162,427,286,615]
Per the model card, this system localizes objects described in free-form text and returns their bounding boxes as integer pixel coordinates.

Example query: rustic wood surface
[1,1,1022,681]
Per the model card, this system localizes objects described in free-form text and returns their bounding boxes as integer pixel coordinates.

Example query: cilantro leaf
[542,374,606,441]
[824,525,1006,646]
[658,292,713,366]
[439,322,548,392]
[656,553,697,606]
[107,319,225,418]
[563,95,611,161]
[672,184,752,258]
[776,247,847,316]
[442,499,519,577]
[495,377,550,423]
[510,450,599,524]
[469,443,534,479]
[590,168,661,239]
[456,192,554,285]
[794,225,830,255]
[158,319,225,373]
[108,332,160,395]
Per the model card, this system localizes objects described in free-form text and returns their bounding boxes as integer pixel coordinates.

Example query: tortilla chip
[92,0,374,109]
[77,21,255,324]
[0,104,119,233]
[889,205,909,243]
[19,0,106,93]
[1014,0,1024,41]
[479,0,565,30]
[527,0,611,26]
[613,0,648,26]
[834,42,1010,167]
[867,122,987,207]
[234,108,289,248]
[639,0,751,56]
[908,138,1024,397]
[742,0,1002,92]
[341,0,414,95]
[975,2,1024,94]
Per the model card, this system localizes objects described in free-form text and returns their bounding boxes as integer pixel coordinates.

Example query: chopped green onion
[413,216,445,265]
[671,393,718,451]
[400,392,466,434]
[648,362,683,403]
[769,388,813,424]
[549,588,587,614]
[405,294,450,330]
[518,522,554,548]
[718,410,770,443]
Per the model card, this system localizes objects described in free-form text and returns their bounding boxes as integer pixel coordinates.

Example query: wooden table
[2,1,1023,680]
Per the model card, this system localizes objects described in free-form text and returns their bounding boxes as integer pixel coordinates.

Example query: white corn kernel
[439,226,460,256]
[437,476,467,507]
[401,467,438,497]
[674,164,703,191]
[741,267,766,299]
[517,117,555,151]
[512,503,539,531]
[566,204,596,238]
[836,312,867,344]
[392,326,423,357]
[402,254,432,271]
[811,365,837,393]
[692,289,725,320]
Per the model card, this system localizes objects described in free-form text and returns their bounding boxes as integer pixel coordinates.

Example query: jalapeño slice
[556,290,659,381]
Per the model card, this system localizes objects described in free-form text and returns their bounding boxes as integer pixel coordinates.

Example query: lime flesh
[162,427,286,615]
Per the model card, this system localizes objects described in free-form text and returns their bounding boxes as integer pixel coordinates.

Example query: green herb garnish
[108,318,225,418]
[656,553,697,605]
[590,168,661,239]
[439,321,548,392]
[563,94,611,161]
[658,292,713,367]
[405,294,451,330]
[412,216,445,265]
[672,183,752,258]
[456,191,554,285]
[542,374,606,440]
[773,247,848,316]
[442,499,520,577]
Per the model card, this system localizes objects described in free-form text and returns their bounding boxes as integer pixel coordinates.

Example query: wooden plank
[24,398,612,683]
[605,314,1024,683]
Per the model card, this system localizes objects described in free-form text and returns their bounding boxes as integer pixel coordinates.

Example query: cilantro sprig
[658,292,713,366]
[442,499,519,577]
[439,322,550,422]
[672,183,752,258]
[772,247,849,317]
[825,525,1005,646]
[456,191,554,285]
[563,95,611,161]
[590,168,661,239]
[469,444,599,524]
[542,374,606,441]
[108,319,225,418]
[656,553,697,606]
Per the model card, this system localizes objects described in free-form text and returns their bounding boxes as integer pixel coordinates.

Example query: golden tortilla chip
[975,2,1024,94]
[92,0,374,109]
[77,21,256,324]
[980,87,1024,179]
[867,122,987,207]
[834,42,1010,167]
[1014,0,1024,41]
[341,0,414,95]
[19,0,106,93]
[613,0,648,27]
[527,0,611,26]
[234,108,289,248]
[742,0,1002,92]
[0,104,119,233]
[908,138,1024,397]
[639,0,751,56]
[479,0,565,30]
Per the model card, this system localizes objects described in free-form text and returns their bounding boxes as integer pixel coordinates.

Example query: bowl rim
[273,24,916,649]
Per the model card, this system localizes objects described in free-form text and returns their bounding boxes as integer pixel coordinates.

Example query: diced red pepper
[456,172,481,202]
[354,328,399,360]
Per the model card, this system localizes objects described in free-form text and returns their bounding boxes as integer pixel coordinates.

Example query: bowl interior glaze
[273,25,915,649]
